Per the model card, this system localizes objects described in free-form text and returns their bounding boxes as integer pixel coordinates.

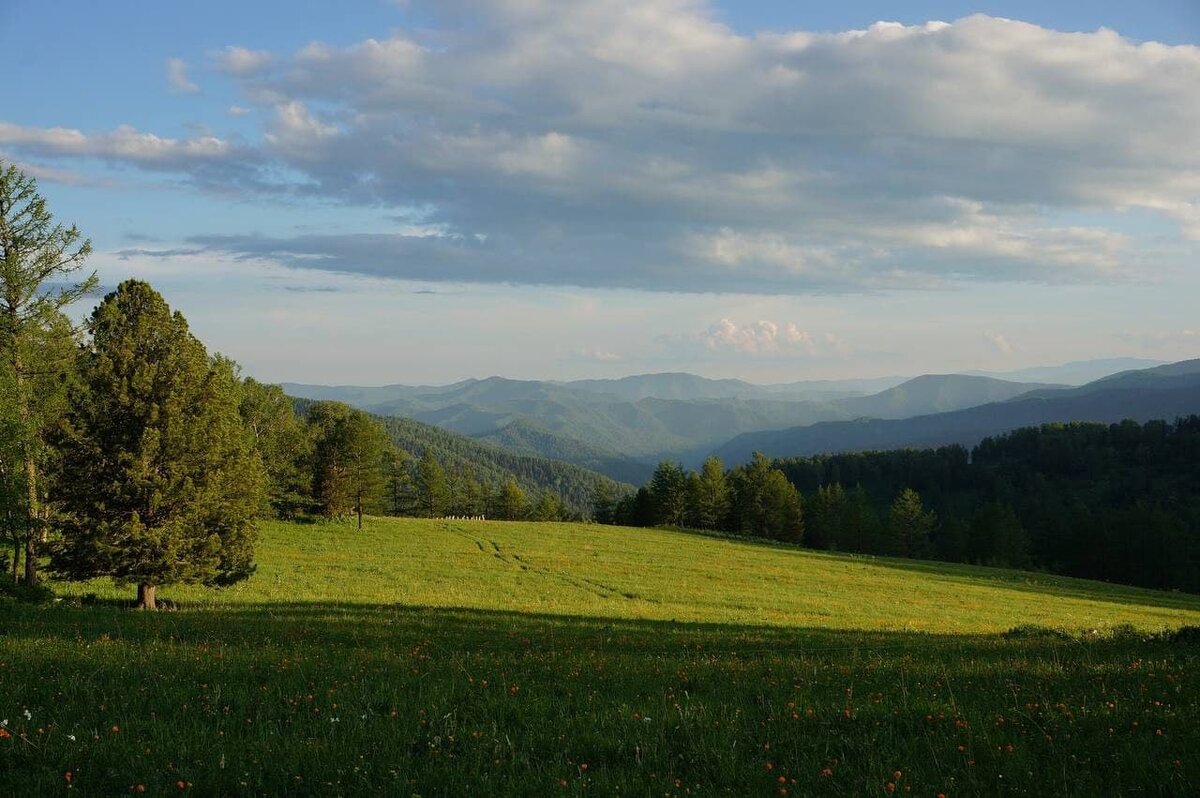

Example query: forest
[609,418,1200,592]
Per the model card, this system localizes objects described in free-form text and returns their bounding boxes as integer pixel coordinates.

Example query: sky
[1,0,1198,384]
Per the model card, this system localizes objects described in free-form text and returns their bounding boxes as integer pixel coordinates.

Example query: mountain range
[715,359,1200,463]
[281,357,1187,480]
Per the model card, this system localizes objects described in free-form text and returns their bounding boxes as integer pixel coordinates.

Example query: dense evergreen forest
[610,418,1200,593]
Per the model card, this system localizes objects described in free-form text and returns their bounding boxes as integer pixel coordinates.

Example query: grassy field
[2,518,1198,795]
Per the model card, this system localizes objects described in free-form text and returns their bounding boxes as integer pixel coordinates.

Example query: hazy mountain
[561,372,907,401]
[837,374,1063,419]
[968,357,1164,386]
[561,372,765,401]
[284,370,1067,477]
[714,359,1200,463]
[474,419,654,485]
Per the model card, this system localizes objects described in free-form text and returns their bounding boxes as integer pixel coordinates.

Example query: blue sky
[1,1,1198,383]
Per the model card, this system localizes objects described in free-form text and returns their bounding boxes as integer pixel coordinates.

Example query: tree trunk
[357,494,364,530]
[136,583,157,610]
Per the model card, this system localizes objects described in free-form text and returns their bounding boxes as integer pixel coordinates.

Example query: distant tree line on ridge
[604,417,1200,593]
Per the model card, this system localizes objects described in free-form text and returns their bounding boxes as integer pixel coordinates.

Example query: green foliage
[691,455,731,530]
[51,280,266,598]
[414,449,450,517]
[306,402,389,523]
[729,452,803,541]
[887,488,936,557]
[0,161,95,584]
[648,461,688,527]
[239,378,312,518]
[772,418,1200,592]
[373,413,630,515]
[493,477,529,521]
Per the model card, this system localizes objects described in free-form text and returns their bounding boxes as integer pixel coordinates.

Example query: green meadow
[3,518,1198,795]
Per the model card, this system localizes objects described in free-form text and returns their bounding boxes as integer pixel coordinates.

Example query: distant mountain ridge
[281,357,1165,478]
[715,359,1200,463]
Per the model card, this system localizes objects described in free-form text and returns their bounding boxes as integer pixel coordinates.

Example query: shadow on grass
[3,597,1193,659]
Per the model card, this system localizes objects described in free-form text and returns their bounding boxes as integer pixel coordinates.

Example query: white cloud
[668,318,845,358]
[213,46,273,76]
[0,122,235,165]
[166,58,199,94]
[7,5,1200,293]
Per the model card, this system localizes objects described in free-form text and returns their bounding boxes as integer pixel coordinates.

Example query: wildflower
[23,709,31,720]
[65,772,73,784]
[886,783,896,793]
[176,780,187,790]
[820,768,833,778]
[67,735,76,742]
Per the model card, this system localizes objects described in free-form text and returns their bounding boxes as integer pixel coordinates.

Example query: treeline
[608,418,1200,593]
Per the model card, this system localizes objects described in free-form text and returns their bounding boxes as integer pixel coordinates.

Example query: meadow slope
[2,518,1198,795]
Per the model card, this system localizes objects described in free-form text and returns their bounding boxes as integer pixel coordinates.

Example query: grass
[2,517,1198,795]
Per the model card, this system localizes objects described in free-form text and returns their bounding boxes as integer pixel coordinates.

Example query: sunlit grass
[3,517,1198,795]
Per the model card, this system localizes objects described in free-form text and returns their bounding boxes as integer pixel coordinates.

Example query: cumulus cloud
[166,58,200,94]
[213,46,273,76]
[661,318,847,358]
[6,4,1200,293]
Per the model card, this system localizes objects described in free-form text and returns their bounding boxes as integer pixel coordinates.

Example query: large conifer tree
[0,162,95,584]
[52,280,264,608]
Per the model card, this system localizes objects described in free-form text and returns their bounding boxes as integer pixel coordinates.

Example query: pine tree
[0,162,95,584]
[693,456,730,530]
[307,402,387,526]
[415,450,450,518]
[494,477,529,521]
[52,281,264,608]
[591,480,617,524]
[239,378,311,518]
[887,488,936,558]
[649,461,688,527]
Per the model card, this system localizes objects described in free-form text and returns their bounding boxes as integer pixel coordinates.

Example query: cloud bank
[5,3,1200,293]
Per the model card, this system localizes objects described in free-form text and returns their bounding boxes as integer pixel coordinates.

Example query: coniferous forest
[609,418,1200,593]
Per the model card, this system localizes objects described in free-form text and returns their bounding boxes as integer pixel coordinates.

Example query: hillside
[717,360,1200,462]
[836,373,1059,419]
[376,415,630,511]
[53,518,1200,629]
[474,418,654,485]
[8,518,1199,796]
[291,395,628,511]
